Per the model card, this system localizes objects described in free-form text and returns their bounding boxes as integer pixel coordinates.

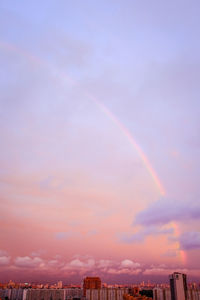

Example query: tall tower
[169,272,187,300]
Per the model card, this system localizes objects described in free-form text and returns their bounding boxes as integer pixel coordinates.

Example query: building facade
[86,288,129,300]
[169,272,187,300]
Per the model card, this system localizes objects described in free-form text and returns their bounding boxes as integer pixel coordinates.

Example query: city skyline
[0,0,200,283]
[0,274,200,300]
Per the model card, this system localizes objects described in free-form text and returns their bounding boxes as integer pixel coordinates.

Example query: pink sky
[0,0,200,283]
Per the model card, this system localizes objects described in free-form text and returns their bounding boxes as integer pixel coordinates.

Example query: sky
[0,0,200,284]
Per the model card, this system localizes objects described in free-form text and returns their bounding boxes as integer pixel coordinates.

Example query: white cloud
[48,259,59,266]
[61,257,142,275]
[69,259,85,268]
[107,268,141,275]
[143,267,172,276]
[15,256,43,268]
[63,258,95,271]
[98,259,113,268]
[120,259,140,268]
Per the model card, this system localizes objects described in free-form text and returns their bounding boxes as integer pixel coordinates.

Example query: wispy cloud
[119,226,174,243]
[134,197,200,226]
[143,266,200,277]
[179,232,200,250]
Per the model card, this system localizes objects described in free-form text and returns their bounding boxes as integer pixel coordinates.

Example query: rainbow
[172,222,187,264]
[87,93,165,195]
[0,40,165,195]
[1,40,188,265]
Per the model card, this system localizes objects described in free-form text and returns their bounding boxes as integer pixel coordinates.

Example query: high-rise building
[83,277,101,290]
[83,277,101,296]
[169,272,187,300]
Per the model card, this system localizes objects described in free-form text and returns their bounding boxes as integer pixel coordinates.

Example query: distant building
[83,278,101,296]
[169,273,187,300]
[0,289,24,300]
[57,281,63,289]
[153,286,200,300]
[65,288,83,299]
[83,278,101,290]
[86,288,129,300]
[26,288,84,300]
[123,293,152,300]
[187,288,200,300]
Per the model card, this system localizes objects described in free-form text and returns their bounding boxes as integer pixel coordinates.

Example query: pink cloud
[120,259,140,268]
[62,258,95,271]
[107,268,141,275]
[143,266,200,277]
[0,256,10,266]
[14,256,43,268]
[97,259,113,268]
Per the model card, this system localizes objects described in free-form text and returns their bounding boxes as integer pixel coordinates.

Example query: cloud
[120,259,140,268]
[143,267,176,276]
[97,259,113,268]
[107,268,141,275]
[47,259,59,266]
[119,226,174,243]
[63,258,95,271]
[0,250,10,266]
[143,266,200,277]
[14,253,200,278]
[99,259,141,275]
[61,257,142,276]
[134,198,200,226]
[69,259,87,268]
[15,256,43,268]
[179,232,200,250]
[10,252,200,279]
[0,256,10,266]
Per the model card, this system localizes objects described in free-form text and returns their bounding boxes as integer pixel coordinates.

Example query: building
[153,288,171,300]
[65,288,83,299]
[25,288,84,300]
[83,278,101,290]
[187,289,200,300]
[83,278,101,296]
[169,272,187,300]
[123,293,152,300]
[0,289,24,300]
[86,288,129,300]
[57,282,63,289]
